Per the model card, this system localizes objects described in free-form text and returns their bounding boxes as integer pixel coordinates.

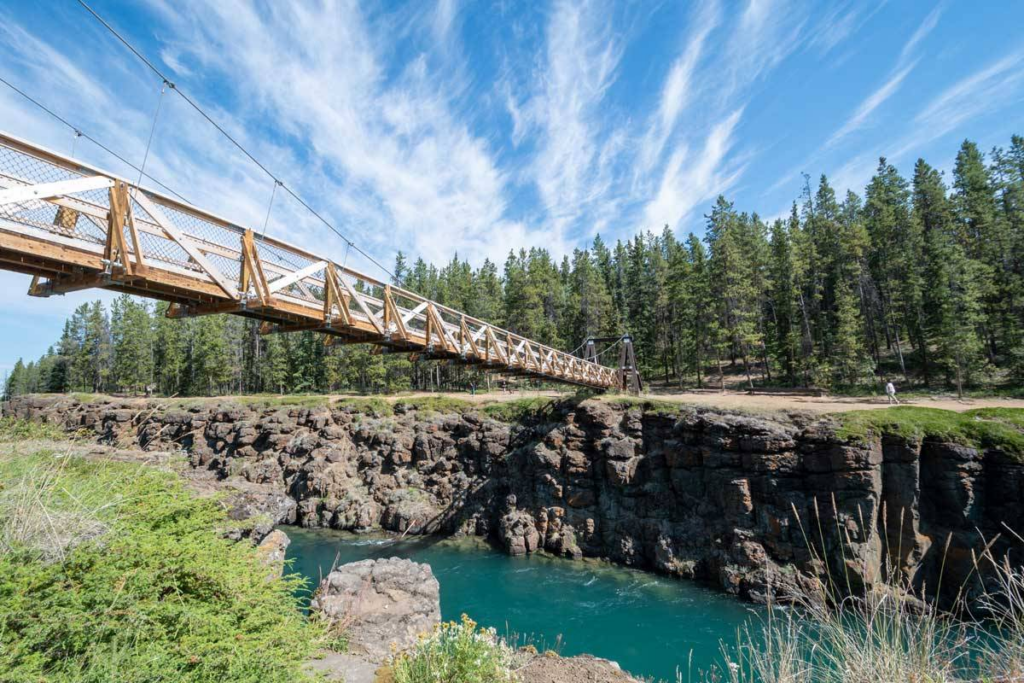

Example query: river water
[284,527,761,682]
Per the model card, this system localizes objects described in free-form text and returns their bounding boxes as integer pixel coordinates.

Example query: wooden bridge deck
[0,131,618,390]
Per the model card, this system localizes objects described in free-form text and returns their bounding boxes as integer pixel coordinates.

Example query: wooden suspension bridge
[0,131,641,392]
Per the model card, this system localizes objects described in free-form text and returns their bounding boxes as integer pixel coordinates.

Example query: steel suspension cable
[260,179,281,240]
[134,81,167,191]
[0,74,193,204]
[75,0,401,285]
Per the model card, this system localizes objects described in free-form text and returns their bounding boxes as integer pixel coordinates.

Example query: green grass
[834,406,1024,461]
[0,442,323,682]
[0,417,67,442]
[479,397,557,422]
[68,392,104,403]
[605,395,688,417]
[332,396,394,416]
[394,396,475,414]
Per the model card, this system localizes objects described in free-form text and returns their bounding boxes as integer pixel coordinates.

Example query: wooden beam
[132,192,237,297]
[460,316,480,358]
[401,300,428,325]
[122,185,148,276]
[267,260,326,294]
[240,229,272,306]
[0,176,114,207]
[323,263,352,327]
[487,327,508,365]
[383,285,409,341]
[104,181,134,277]
[424,304,456,353]
[28,271,116,297]
[337,273,384,334]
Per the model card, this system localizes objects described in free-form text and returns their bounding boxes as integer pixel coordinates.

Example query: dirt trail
[43,389,1024,415]
[359,389,1024,415]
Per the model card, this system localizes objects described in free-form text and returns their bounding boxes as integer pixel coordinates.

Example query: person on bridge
[885,380,900,405]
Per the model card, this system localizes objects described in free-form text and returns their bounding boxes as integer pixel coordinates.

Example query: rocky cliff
[6,394,1022,603]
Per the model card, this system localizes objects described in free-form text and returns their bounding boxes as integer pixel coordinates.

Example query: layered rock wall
[6,395,1022,602]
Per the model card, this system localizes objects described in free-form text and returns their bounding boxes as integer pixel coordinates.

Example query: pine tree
[767,217,799,384]
[4,359,26,398]
[864,158,918,378]
[262,334,290,394]
[916,158,985,394]
[705,197,763,390]
[111,295,155,394]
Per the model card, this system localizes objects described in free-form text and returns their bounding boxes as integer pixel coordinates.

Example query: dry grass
[706,497,1024,683]
[0,444,119,562]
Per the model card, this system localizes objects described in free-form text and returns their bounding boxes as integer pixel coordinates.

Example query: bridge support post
[618,335,642,395]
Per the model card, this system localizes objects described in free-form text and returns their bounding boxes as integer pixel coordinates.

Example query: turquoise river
[284,527,762,681]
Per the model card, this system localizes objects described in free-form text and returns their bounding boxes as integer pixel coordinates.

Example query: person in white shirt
[885,381,899,405]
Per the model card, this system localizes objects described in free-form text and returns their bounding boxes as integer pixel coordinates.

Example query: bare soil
[355,389,1024,415]
[48,388,1024,415]
[517,653,641,683]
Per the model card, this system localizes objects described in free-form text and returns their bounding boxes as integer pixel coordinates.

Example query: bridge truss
[0,131,622,391]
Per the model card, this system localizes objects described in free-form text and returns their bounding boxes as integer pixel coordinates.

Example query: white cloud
[433,0,459,42]
[819,46,1024,194]
[826,61,916,149]
[806,1,888,56]
[636,1,720,176]
[526,0,625,243]
[642,109,745,229]
[764,5,942,198]
[898,4,942,65]
[908,48,1024,148]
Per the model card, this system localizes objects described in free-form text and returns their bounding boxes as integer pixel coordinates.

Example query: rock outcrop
[310,557,441,661]
[256,529,291,576]
[518,653,642,683]
[7,394,1023,604]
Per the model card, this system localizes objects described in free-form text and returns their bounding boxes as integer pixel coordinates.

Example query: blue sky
[2,0,1024,375]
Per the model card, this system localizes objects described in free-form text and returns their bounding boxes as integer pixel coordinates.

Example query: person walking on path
[885,380,900,405]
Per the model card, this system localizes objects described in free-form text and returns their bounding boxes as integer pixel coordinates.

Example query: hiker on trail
[886,380,899,405]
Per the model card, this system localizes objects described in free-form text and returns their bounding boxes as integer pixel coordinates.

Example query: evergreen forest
[6,137,1024,399]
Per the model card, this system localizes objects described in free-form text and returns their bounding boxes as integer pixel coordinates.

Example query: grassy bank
[835,406,1024,461]
[0,427,323,682]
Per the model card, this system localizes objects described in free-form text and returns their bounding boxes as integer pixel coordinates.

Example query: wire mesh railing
[0,130,618,388]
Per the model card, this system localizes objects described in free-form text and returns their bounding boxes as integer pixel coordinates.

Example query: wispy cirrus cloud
[828,44,1024,193]
[765,4,943,197]
[825,60,916,149]
[908,47,1024,147]
[642,109,746,231]
[522,0,626,246]
[635,1,720,177]
[825,5,941,149]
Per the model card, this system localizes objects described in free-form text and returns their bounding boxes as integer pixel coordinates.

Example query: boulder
[256,529,290,576]
[310,558,441,662]
[518,653,642,683]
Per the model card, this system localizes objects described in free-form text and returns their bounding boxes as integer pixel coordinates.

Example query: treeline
[4,136,1024,399]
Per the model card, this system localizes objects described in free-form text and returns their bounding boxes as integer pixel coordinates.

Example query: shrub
[0,417,67,442]
[333,397,394,416]
[480,397,555,422]
[389,614,516,683]
[0,447,322,682]
[394,396,474,414]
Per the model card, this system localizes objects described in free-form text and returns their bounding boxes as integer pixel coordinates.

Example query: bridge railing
[0,131,617,389]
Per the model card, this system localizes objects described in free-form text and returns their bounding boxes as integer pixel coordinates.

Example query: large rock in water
[255,529,290,577]
[310,557,440,661]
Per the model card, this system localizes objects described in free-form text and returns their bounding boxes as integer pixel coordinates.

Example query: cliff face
[6,395,1023,602]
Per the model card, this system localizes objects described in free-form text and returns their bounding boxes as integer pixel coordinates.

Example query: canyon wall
[6,395,1023,603]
